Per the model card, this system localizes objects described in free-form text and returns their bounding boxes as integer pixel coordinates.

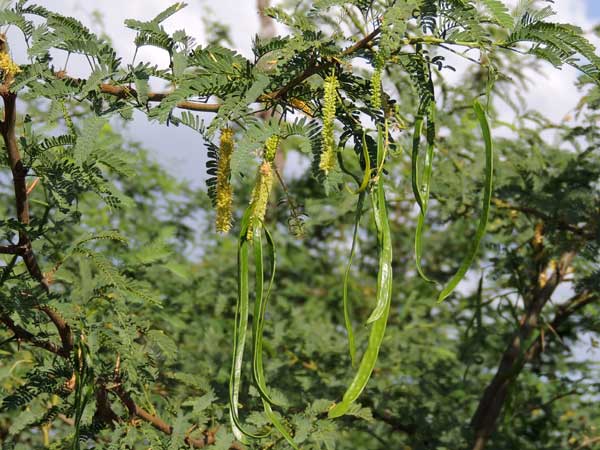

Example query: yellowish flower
[319,74,339,174]
[216,128,235,233]
[246,161,273,241]
[0,52,21,81]
[264,135,279,162]
[371,65,382,110]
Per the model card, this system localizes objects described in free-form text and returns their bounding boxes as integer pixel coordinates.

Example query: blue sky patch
[587,0,600,18]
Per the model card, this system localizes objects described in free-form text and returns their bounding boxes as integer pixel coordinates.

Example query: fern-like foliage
[479,0,513,29]
[1,1,599,449]
[506,21,600,80]
[0,364,71,412]
[419,0,438,33]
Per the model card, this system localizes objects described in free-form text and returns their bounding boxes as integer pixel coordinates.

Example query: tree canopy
[0,1,599,449]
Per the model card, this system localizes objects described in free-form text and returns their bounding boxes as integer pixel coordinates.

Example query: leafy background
[0,1,599,450]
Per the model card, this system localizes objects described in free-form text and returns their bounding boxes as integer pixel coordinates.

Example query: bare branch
[493,198,593,239]
[0,244,24,255]
[114,387,243,450]
[0,313,68,357]
[98,83,221,112]
[470,250,576,450]
[0,75,232,450]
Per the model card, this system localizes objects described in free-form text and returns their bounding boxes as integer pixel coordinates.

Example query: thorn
[26,177,40,195]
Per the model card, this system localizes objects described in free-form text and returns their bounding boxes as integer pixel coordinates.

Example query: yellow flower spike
[246,161,274,241]
[371,69,382,110]
[319,74,339,175]
[216,128,235,233]
[0,52,21,82]
[264,135,279,163]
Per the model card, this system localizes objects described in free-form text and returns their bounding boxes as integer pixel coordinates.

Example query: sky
[4,0,600,184]
[588,0,600,18]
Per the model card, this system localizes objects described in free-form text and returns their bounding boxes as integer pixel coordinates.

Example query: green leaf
[480,0,514,29]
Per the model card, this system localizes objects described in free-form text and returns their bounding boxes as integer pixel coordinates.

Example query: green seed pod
[216,128,235,233]
[319,74,339,174]
[247,161,274,241]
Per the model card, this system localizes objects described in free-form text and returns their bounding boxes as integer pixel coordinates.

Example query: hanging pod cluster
[224,134,300,448]
[217,66,494,446]
[329,123,393,419]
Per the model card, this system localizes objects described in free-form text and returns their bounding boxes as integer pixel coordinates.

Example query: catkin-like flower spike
[0,51,21,82]
[264,135,279,163]
[371,54,384,110]
[216,128,235,233]
[319,74,339,175]
[246,161,274,241]
[60,100,76,136]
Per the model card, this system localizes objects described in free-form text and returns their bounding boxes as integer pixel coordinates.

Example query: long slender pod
[263,401,300,450]
[263,226,277,313]
[343,192,365,366]
[252,229,277,405]
[229,211,269,441]
[352,131,371,194]
[329,176,392,418]
[413,102,436,283]
[72,339,93,450]
[437,100,494,302]
[255,227,299,447]
[367,125,393,324]
[330,125,393,418]
[411,114,425,211]
[257,226,277,387]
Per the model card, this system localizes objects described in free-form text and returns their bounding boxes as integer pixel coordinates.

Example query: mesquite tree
[1,1,599,449]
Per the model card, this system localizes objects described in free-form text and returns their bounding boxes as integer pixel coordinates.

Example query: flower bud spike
[319,74,339,175]
[216,128,235,233]
[246,161,274,241]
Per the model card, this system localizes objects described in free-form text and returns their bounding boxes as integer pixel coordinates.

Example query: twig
[515,390,579,417]
[493,198,593,238]
[575,436,600,450]
[0,244,25,255]
[26,177,40,195]
[270,26,382,101]
[0,313,67,357]
[114,387,243,450]
[2,61,74,355]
